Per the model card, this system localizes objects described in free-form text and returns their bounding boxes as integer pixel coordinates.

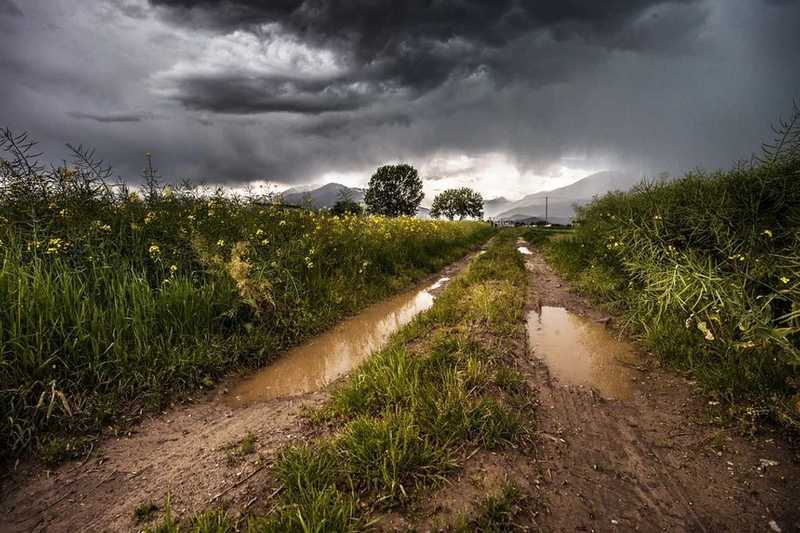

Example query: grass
[526,106,800,433]
[255,230,532,529]
[146,230,533,531]
[222,431,258,466]
[454,482,526,532]
[0,135,496,460]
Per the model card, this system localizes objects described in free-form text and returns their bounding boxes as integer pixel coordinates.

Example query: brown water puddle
[226,278,451,407]
[527,306,640,399]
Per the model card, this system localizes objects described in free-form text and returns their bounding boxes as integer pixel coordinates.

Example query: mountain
[495,170,640,223]
[280,182,430,219]
[483,196,512,217]
[281,183,364,209]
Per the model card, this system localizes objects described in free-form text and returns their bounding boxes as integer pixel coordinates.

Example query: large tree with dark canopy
[364,164,424,217]
[431,187,484,220]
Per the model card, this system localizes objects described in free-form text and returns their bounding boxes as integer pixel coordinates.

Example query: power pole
[143,152,157,180]
[142,152,160,201]
[545,195,548,224]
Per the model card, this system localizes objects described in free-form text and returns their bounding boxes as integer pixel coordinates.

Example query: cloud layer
[1,0,799,196]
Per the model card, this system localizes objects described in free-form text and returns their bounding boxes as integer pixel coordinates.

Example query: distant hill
[483,197,512,217]
[281,183,365,209]
[496,170,641,222]
[281,182,430,218]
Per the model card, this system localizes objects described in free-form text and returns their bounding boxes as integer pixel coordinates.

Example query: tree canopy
[430,187,484,220]
[363,164,424,217]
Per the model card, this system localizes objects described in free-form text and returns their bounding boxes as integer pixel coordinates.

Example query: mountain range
[279,170,642,223]
[493,171,641,224]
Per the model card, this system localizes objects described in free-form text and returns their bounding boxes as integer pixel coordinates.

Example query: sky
[1,0,799,201]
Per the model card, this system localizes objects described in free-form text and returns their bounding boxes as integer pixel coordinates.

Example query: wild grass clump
[258,231,532,529]
[540,105,800,431]
[0,129,495,459]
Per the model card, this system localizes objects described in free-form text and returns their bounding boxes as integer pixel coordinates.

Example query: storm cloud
[1,0,799,198]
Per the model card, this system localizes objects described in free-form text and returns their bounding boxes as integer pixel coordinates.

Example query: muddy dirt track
[520,242,800,532]
[1,240,798,532]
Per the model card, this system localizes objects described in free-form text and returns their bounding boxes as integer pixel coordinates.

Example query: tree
[363,164,424,217]
[430,187,484,220]
[331,188,364,216]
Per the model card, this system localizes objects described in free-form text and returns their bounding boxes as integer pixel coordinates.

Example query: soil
[0,253,476,533]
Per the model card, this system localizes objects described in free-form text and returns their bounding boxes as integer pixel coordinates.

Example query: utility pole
[142,152,160,201]
[545,195,548,224]
[143,152,157,180]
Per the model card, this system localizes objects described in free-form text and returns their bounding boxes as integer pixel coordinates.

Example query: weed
[454,482,526,532]
[133,501,159,523]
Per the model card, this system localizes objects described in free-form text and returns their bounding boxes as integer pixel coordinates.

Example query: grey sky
[1,0,798,199]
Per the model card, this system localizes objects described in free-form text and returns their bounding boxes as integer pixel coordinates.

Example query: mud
[527,305,640,400]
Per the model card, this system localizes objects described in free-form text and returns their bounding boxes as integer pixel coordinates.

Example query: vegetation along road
[1,124,799,531]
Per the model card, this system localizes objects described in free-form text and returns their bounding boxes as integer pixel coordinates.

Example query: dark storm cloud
[0,0,23,17]
[68,111,156,123]
[1,0,800,193]
[149,0,704,114]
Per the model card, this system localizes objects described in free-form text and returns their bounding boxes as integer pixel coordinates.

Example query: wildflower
[780,276,790,284]
[217,239,225,246]
[279,220,286,226]
[45,238,67,255]
[170,264,178,273]
[163,185,174,198]
[59,208,69,217]
[148,244,161,256]
[696,321,715,341]
[187,214,196,221]
[255,228,265,236]
[261,239,270,245]
[762,229,773,238]
[144,211,157,224]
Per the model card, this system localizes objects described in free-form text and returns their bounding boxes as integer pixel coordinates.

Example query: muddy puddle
[226,278,452,406]
[527,306,640,399]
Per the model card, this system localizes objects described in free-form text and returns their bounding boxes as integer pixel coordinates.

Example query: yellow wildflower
[170,264,178,273]
[217,239,225,246]
[762,229,773,238]
[148,244,160,256]
[780,276,790,284]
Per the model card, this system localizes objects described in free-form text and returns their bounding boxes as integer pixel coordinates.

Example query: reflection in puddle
[517,246,532,255]
[227,279,448,406]
[429,277,450,290]
[527,306,639,399]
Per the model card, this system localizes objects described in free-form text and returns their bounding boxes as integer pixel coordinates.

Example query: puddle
[226,278,449,406]
[517,246,532,255]
[527,306,640,399]
[429,277,450,290]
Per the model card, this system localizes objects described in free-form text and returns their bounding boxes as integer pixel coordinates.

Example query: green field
[0,161,494,459]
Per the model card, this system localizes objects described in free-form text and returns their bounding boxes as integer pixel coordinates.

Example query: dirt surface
[520,240,800,533]
[0,253,477,533]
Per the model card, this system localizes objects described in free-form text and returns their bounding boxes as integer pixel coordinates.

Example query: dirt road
[520,242,800,532]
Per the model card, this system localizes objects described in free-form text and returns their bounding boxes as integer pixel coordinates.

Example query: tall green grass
[0,134,495,459]
[539,107,800,431]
